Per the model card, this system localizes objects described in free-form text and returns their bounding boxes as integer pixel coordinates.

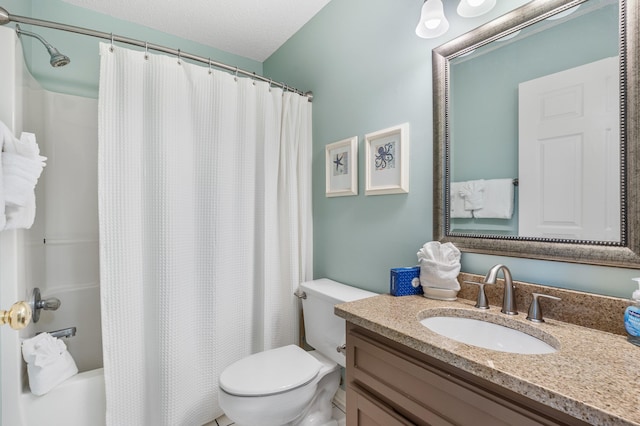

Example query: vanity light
[457,0,497,18]
[415,0,450,39]
[416,0,496,39]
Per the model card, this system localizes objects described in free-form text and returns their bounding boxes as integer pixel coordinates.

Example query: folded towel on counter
[450,182,472,218]
[0,121,47,230]
[459,179,485,211]
[472,178,514,219]
[22,333,78,396]
[417,241,461,290]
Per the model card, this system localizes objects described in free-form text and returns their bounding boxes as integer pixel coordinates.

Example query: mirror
[433,0,640,267]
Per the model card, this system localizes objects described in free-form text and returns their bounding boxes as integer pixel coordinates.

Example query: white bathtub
[20,368,106,426]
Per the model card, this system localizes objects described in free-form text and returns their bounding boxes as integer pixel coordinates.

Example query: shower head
[15,24,70,67]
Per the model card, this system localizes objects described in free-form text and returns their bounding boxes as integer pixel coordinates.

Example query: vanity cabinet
[345,323,589,426]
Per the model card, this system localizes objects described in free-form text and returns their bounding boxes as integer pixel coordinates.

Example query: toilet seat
[219,345,323,397]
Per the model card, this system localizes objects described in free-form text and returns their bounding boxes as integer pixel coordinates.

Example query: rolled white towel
[22,333,78,396]
[417,241,461,290]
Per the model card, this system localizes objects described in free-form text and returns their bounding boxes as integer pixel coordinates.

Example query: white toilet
[218,279,376,426]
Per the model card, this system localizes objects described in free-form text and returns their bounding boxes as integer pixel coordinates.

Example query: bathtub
[20,369,106,426]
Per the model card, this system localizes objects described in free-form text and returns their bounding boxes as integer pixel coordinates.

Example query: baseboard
[333,387,346,412]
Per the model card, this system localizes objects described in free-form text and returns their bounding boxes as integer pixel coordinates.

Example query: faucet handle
[526,293,561,323]
[464,281,491,310]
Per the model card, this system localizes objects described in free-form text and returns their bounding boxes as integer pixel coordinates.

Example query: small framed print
[325,136,358,197]
[364,123,409,195]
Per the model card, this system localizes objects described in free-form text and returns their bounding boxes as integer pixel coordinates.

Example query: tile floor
[205,400,346,426]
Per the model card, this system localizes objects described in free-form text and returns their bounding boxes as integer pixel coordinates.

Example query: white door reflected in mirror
[518,56,620,241]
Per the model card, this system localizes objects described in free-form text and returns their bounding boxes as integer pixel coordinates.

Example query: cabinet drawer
[347,326,575,426]
[347,386,414,426]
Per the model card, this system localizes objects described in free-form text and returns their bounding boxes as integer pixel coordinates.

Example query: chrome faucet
[483,264,517,315]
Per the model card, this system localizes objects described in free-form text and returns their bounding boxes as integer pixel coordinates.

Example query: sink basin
[420,316,557,354]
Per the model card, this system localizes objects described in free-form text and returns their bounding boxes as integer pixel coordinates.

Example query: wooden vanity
[335,293,640,426]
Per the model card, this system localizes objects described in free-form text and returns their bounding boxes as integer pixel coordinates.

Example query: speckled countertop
[335,294,640,426]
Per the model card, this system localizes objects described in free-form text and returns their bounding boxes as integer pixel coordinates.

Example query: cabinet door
[346,325,584,426]
[347,386,414,426]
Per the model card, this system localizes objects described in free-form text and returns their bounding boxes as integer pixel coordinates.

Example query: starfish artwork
[333,151,348,176]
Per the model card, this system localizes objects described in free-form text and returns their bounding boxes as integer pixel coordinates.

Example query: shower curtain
[97,44,312,426]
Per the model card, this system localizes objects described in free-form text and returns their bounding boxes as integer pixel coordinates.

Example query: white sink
[420,316,557,354]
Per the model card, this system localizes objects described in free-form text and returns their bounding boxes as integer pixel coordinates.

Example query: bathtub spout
[39,326,77,339]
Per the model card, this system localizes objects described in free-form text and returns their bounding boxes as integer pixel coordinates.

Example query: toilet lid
[219,345,323,397]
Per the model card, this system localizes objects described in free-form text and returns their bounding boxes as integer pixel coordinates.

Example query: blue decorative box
[390,267,422,296]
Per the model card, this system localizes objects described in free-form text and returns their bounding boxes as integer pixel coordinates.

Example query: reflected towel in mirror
[450,182,473,218]
[472,178,514,219]
[459,179,485,211]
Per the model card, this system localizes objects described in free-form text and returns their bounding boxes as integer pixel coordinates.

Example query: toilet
[218,279,376,426]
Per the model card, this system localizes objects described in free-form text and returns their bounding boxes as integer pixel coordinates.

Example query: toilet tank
[299,279,376,367]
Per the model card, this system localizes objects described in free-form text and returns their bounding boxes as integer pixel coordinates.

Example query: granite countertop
[335,294,640,426]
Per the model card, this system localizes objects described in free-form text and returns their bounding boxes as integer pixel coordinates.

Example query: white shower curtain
[97,44,312,426]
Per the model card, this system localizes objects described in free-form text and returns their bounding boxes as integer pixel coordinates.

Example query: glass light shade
[415,0,450,39]
[457,0,496,18]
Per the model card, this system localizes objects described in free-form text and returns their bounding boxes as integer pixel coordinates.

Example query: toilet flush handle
[336,344,346,355]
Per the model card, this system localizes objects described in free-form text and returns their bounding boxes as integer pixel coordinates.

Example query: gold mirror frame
[433,0,640,267]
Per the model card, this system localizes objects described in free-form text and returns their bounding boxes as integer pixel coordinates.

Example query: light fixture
[416,0,496,39]
[415,0,449,39]
[457,0,497,18]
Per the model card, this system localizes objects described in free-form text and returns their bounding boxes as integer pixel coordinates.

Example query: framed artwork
[364,123,409,195]
[325,136,358,197]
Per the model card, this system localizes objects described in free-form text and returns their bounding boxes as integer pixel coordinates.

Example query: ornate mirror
[433,0,640,267]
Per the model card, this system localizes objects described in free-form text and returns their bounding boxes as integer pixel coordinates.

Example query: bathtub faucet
[30,288,61,323]
[38,326,77,339]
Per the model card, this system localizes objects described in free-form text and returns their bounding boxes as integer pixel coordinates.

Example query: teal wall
[4,0,639,298]
[1,0,262,98]
[264,0,640,298]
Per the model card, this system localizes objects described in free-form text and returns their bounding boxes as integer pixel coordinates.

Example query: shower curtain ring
[177,49,182,65]
[208,59,212,75]
[144,42,149,60]
[109,33,114,52]
[234,66,238,82]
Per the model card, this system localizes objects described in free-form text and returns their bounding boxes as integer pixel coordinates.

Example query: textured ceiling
[59,0,332,62]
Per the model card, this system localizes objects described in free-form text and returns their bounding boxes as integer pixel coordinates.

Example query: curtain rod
[0,7,313,102]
